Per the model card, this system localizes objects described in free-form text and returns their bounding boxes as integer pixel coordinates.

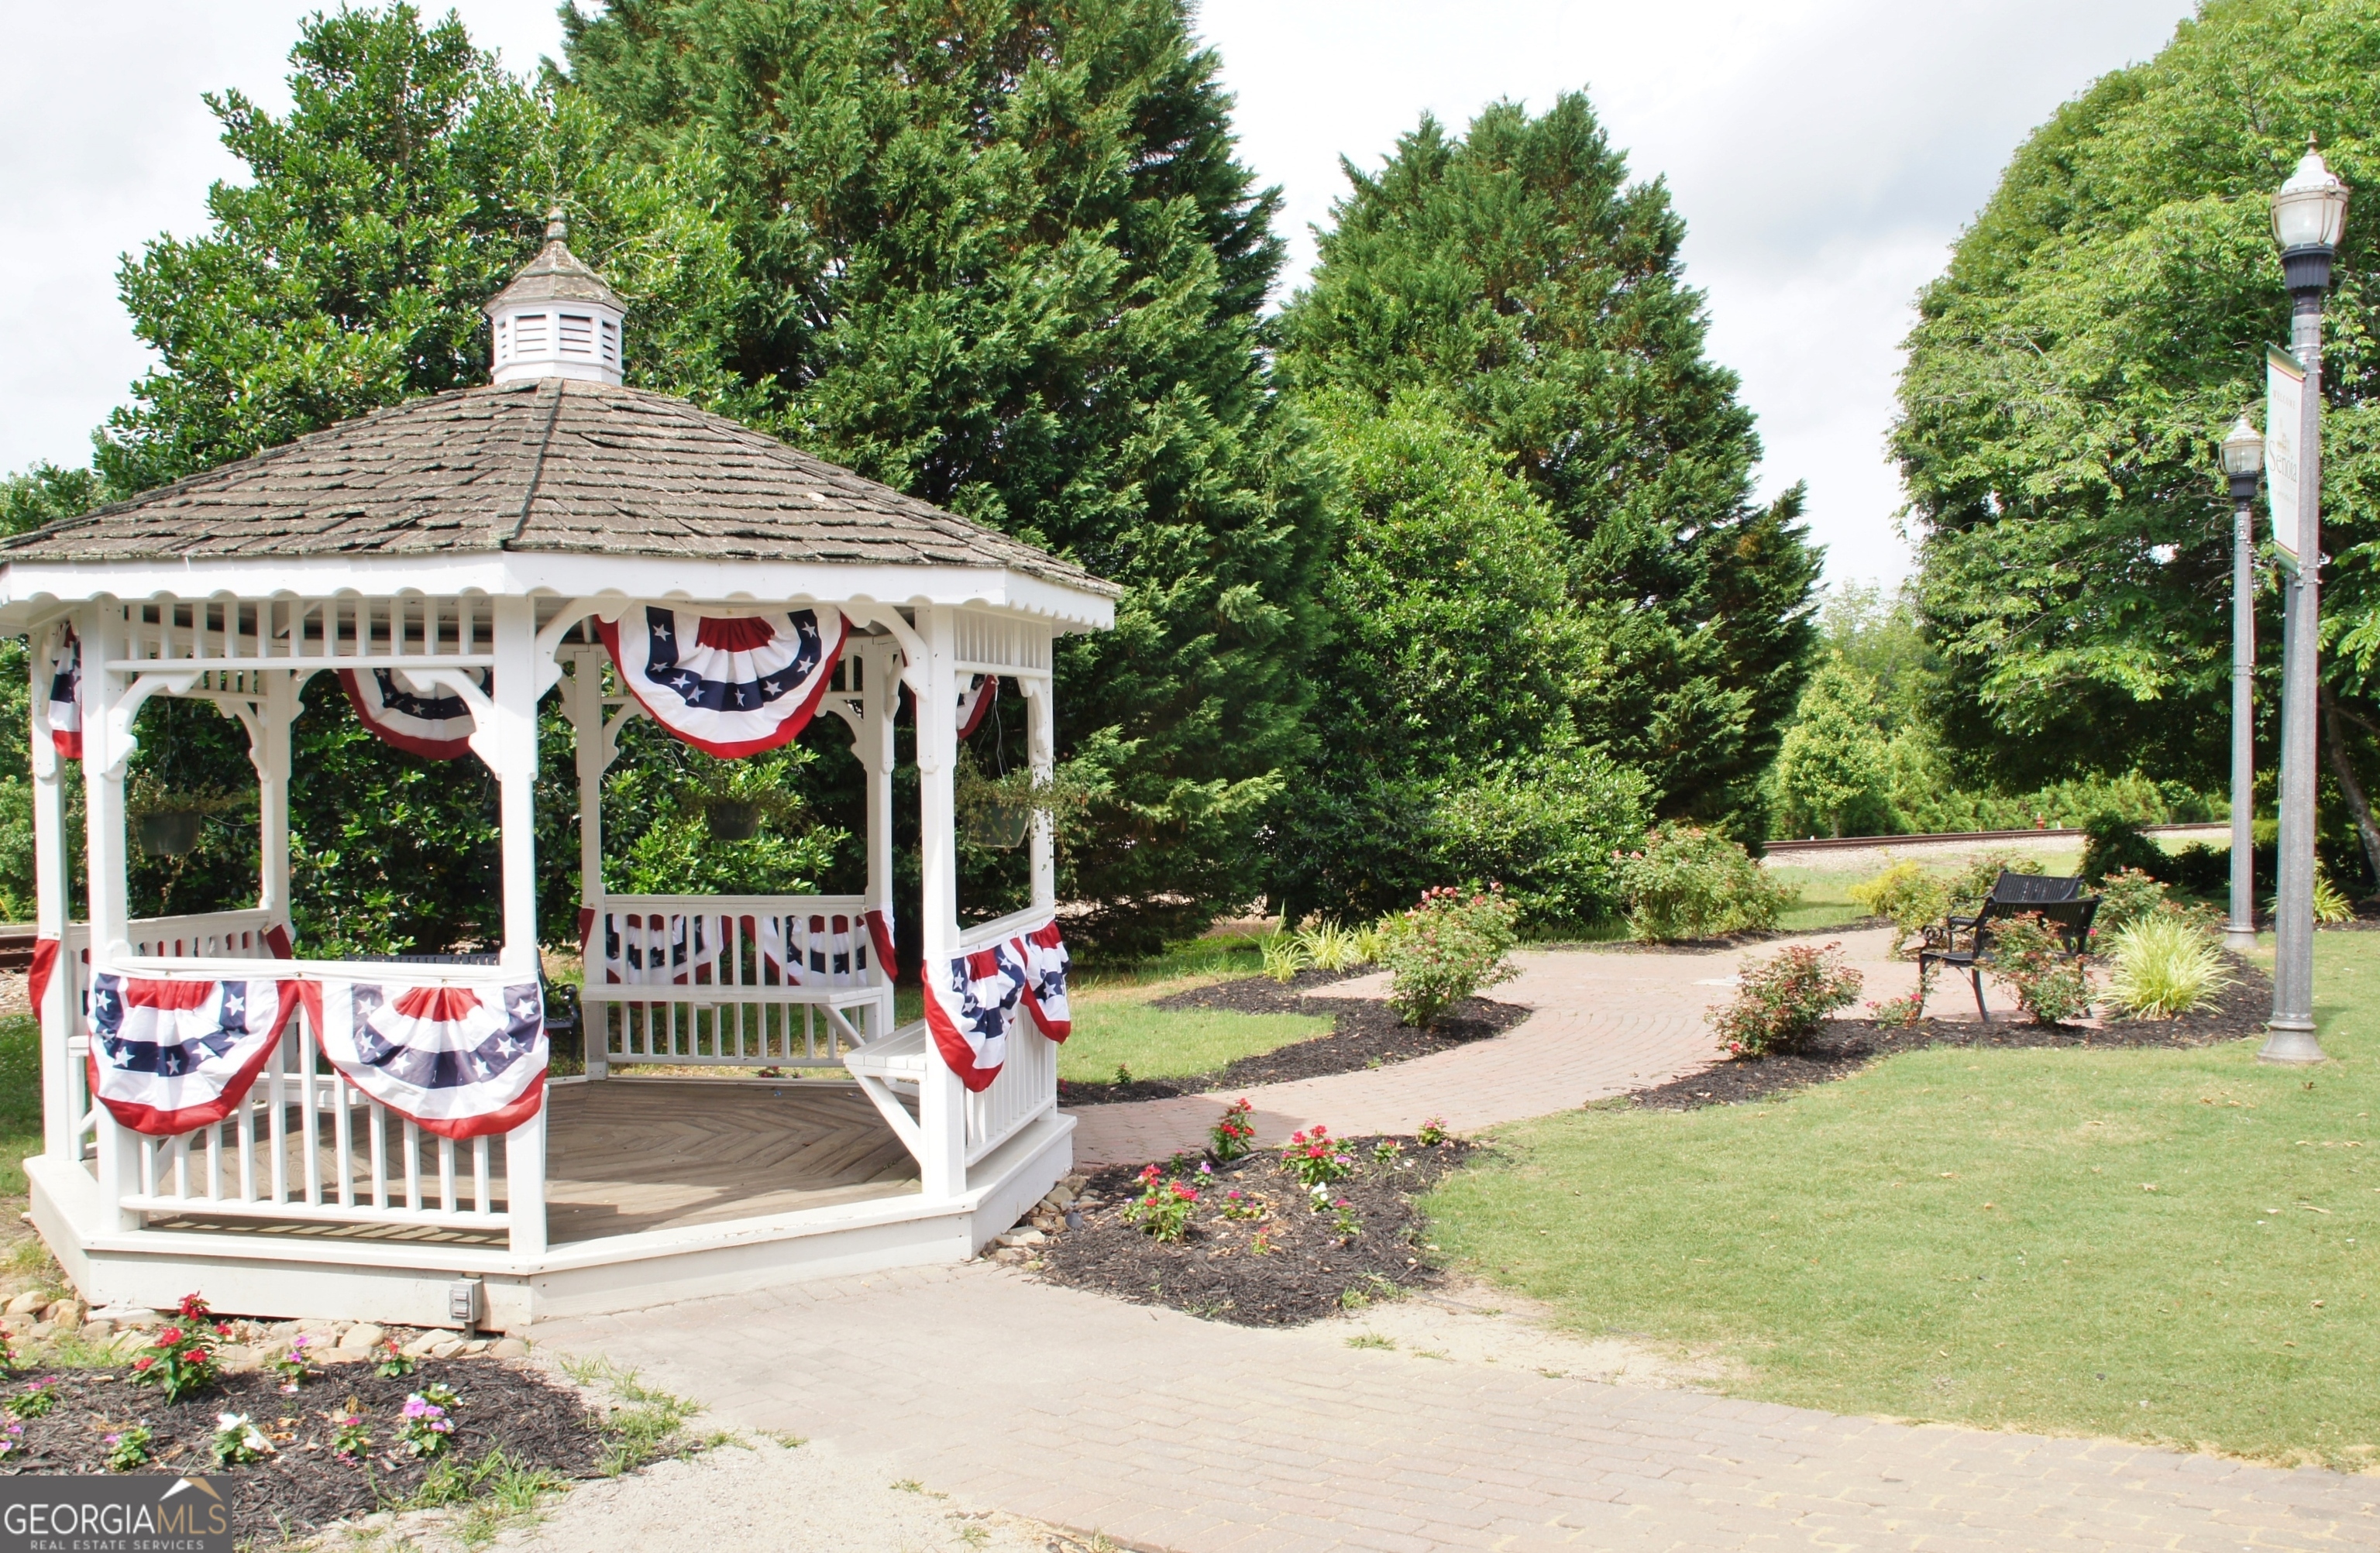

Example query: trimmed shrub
[2106,915,2234,1019]
[1378,885,1520,1027]
[2093,868,2168,933]
[2080,813,2168,882]
[1711,943,1865,1057]
[1987,913,2093,1025]
[1615,826,1795,942]
[1849,861,1952,955]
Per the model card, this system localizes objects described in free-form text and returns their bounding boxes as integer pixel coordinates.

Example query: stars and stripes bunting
[923,941,1029,1091]
[956,675,999,738]
[338,667,487,760]
[301,978,547,1139]
[43,626,81,761]
[598,605,847,758]
[86,971,302,1137]
[1015,919,1071,1039]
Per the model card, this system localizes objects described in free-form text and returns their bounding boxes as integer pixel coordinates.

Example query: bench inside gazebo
[0,223,1114,1330]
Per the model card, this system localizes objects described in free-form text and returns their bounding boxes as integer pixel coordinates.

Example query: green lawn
[1765,867,1873,933]
[0,1016,38,1197]
[1426,932,2380,1468]
[1058,997,1330,1084]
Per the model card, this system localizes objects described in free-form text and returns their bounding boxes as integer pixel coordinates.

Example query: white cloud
[4,1,2192,586]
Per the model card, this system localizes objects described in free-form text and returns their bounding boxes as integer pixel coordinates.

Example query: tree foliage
[1268,393,1649,929]
[566,0,1333,951]
[1893,0,2380,838]
[1277,95,1821,830]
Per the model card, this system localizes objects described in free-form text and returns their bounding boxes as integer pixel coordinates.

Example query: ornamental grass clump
[2107,913,2235,1018]
[1123,1164,1199,1242]
[1295,919,1369,971]
[1986,913,2093,1025]
[1377,885,1518,1026]
[1709,943,1864,1058]
[1259,933,1312,984]
[1615,825,1793,941]
[1848,862,1952,956]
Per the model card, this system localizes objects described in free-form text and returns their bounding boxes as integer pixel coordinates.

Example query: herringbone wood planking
[544,1080,917,1242]
[141,1079,918,1245]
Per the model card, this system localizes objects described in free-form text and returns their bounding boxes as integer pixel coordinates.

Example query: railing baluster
[236,1089,254,1201]
[300,1055,322,1206]
[370,1104,387,1210]
[332,1081,354,1207]
[473,1137,490,1215]
[267,1036,288,1204]
[439,1137,456,1214]
[204,1122,222,1201]
[404,1120,421,1211]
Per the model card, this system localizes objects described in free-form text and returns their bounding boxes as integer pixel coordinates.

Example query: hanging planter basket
[963,799,1034,851]
[138,810,206,858]
[703,800,763,842]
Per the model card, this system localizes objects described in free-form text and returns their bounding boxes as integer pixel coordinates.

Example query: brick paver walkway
[1071,926,1956,1165]
[536,1262,2380,1551]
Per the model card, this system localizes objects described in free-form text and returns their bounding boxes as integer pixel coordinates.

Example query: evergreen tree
[566,0,1333,950]
[1768,658,1893,839]
[1278,96,1821,833]
[1272,393,1649,928]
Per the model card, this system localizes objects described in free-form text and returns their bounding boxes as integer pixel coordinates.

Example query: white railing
[958,907,1061,1166]
[119,1012,506,1233]
[59,910,281,1175]
[581,895,894,1070]
[105,595,499,681]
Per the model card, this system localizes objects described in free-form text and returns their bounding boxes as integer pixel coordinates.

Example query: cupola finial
[483,211,628,387]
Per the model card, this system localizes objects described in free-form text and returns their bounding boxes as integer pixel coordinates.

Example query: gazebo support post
[860,641,898,980]
[567,649,607,1080]
[254,672,299,936]
[1023,678,1055,917]
[914,606,967,1201]
[82,604,139,1232]
[28,623,73,1164]
[490,598,548,1256]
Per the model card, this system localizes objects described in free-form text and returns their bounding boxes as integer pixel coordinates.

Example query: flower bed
[1056,975,1528,1105]
[1034,1132,1471,1325]
[1635,953,2275,1111]
[0,1356,604,1538]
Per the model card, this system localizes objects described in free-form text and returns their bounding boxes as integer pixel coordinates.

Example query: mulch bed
[0,1359,607,1543]
[1036,1136,1471,1325]
[1632,953,2278,1111]
[1055,974,1529,1105]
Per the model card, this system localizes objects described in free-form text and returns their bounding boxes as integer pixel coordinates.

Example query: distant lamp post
[2220,414,2262,953]
[2265,141,2350,1066]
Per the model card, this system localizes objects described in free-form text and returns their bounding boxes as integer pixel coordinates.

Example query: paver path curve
[536,1262,2379,1552]
[1071,925,1948,1165]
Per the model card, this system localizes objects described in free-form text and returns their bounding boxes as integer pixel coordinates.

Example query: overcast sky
[1,0,2196,586]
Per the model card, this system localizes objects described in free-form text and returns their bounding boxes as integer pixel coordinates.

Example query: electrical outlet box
[448,1279,483,1331]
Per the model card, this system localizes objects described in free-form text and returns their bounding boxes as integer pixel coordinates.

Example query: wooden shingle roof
[1,378,1119,598]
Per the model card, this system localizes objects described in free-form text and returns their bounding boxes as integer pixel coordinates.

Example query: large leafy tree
[1277,97,1821,834]
[566,0,1333,951]
[1893,0,2380,877]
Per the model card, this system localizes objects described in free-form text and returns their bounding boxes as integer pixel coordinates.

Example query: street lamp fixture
[2220,414,2261,953]
[2264,141,2347,1065]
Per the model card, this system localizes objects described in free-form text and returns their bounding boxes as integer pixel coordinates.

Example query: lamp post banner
[2267,343,2306,567]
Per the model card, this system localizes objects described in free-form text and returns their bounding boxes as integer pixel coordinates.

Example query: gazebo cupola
[484,209,627,387]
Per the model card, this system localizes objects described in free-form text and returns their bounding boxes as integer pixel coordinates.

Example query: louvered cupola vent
[483,208,629,387]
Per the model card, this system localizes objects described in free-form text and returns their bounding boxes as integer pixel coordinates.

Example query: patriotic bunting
[44,627,81,760]
[923,942,1029,1092]
[957,675,999,738]
[87,971,302,1137]
[26,938,57,1015]
[593,911,719,985]
[338,667,486,760]
[302,978,546,1139]
[1016,919,1072,1040]
[864,907,899,981]
[598,605,846,758]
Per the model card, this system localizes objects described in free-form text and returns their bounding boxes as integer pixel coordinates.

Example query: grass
[1764,868,1873,933]
[1426,930,2380,1469]
[0,1015,40,1197]
[1058,996,1329,1084]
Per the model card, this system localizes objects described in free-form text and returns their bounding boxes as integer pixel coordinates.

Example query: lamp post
[2264,143,2350,1066]
[2221,414,2262,954]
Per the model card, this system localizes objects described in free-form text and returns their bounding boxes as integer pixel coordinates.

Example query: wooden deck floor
[144,1079,920,1247]
[544,1079,918,1242]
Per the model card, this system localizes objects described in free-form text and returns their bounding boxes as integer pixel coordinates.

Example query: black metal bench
[1917,876,2100,1022]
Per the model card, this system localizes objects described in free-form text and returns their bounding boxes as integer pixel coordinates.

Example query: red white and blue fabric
[302,979,546,1139]
[338,667,486,760]
[44,627,81,761]
[864,908,899,981]
[87,971,302,1136]
[1014,919,1071,1039]
[957,675,999,738]
[598,605,846,758]
[924,942,1030,1091]
[593,911,720,985]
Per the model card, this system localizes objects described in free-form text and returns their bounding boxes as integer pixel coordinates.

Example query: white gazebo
[0,224,1116,1331]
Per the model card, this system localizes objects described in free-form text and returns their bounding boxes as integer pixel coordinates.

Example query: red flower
[132,1357,153,1371]
[185,1349,208,1366]
[157,1328,181,1346]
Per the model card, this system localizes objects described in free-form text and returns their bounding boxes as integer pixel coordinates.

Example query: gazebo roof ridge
[0,377,1120,608]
